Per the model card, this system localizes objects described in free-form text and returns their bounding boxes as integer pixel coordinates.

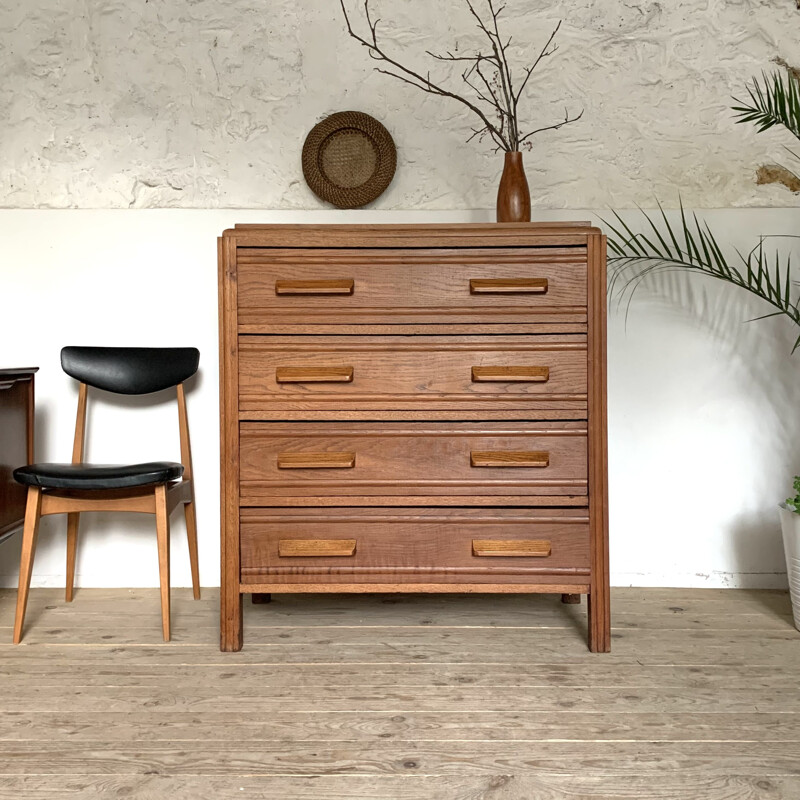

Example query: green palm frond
[732,68,800,142]
[604,203,800,352]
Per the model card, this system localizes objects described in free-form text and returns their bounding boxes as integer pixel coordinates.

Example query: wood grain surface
[469,277,549,294]
[239,422,588,500]
[0,587,797,799]
[275,366,355,383]
[0,370,36,540]
[587,232,610,653]
[472,539,552,557]
[275,279,355,296]
[239,336,587,413]
[240,507,589,583]
[237,247,587,328]
[219,224,608,654]
[276,452,356,470]
[277,539,358,558]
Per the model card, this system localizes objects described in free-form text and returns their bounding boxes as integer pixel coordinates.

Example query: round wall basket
[302,111,397,209]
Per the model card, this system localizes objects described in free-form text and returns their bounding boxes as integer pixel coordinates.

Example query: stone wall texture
[1,0,799,209]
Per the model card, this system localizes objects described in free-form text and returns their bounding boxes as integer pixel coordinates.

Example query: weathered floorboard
[1,710,799,743]
[1,740,800,777]
[0,587,797,799]
[0,662,793,689]
[3,683,800,714]
[0,774,797,800]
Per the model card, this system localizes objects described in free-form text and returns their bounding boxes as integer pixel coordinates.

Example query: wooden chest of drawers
[218,223,608,652]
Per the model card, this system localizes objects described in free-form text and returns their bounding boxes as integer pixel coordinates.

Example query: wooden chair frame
[13,382,200,643]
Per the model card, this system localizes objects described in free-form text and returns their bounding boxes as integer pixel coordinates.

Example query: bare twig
[514,21,561,104]
[340,0,510,150]
[339,0,582,152]
[518,107,585,146]
[467,0,517,144]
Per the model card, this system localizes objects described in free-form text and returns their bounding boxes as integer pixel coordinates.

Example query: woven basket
[302,111,397,209]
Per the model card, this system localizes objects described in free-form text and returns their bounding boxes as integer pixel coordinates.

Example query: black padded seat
[14,462,184,491]
[61,347,199,395]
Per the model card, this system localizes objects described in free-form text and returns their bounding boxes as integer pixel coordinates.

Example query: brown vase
[496,151,531,223]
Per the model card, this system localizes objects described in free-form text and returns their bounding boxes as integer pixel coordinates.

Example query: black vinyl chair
[12,347,201,643]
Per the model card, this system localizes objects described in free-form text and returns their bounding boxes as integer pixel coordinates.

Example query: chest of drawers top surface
[218,223,608,653]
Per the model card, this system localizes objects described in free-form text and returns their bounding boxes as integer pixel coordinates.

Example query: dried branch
[518,107,585,147]
[514,21,560,104]
[468,0,517,143]
[339,0,582,151]
[340,0,511,150]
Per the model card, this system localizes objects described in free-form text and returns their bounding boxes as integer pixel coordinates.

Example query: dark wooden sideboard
[0,368,37,544]
[218,223,609,652]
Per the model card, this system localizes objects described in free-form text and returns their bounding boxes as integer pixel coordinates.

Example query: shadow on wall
[729,510,787,589]
[610,252,800,584]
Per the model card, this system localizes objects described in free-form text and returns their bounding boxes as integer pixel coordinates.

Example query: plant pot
[496,151,531,223]
[778,504,800,630]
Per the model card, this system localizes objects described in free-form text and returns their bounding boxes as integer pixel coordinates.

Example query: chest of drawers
[218,223,608,652]
[0,368,37,544]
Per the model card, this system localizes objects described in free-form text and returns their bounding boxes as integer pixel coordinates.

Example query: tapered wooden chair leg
[66,512,80,602]
[155,485,171,642]
[13,488,43,644]
[183,499,200,600]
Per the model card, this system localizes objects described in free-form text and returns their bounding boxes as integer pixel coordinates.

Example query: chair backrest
[61,347,199,472]
[61,347,199,395]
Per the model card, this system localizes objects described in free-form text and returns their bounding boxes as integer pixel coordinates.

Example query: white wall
[1,207,799,589]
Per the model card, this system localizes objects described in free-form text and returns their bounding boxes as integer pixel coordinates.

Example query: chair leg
[155,485,171,642]
[13,488,43,644]
[66,513,80,602]
[183,499,200,600]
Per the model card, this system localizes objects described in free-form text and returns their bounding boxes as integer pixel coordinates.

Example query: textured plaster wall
[1,0,799,209]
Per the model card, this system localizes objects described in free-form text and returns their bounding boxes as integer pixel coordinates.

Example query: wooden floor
[0,588,799,799]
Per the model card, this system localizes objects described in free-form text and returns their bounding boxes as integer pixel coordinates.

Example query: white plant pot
[778,504,800,631]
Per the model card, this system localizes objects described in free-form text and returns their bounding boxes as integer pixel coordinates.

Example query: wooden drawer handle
[0,380,16,391]
[275,279,355,295]
[471,366,550,383]
[472,539,552,557]
[278,452,356,469]
[470,451,550,468]
[470,278,548,294]
[276,367,354,383]
[279,539,357,557]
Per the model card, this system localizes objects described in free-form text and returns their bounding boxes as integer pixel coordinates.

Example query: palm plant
[607,63,800,348]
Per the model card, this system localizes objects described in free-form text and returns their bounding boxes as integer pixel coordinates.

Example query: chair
[12,346,201,643]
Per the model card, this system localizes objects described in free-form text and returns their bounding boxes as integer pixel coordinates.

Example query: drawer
[239,421,587,503]
[240,507,591,585]
[239,335,587,414]
[236,247,587,329]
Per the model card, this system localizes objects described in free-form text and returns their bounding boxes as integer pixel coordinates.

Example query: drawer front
[239,421,587,501]
[239,336,587,413]
[237,248,587,328]
[240,507,590,585]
